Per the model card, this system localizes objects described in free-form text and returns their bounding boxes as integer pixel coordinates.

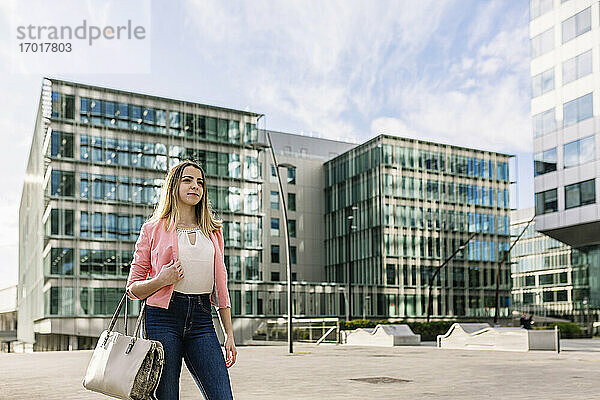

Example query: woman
[127,160,236,400]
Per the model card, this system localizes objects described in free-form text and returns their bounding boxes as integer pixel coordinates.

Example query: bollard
[555,325,560,355]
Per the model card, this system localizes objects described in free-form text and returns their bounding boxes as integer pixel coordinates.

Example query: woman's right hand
[157,260,184,286]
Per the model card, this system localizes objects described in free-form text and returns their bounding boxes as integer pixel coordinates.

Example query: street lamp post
[493,216,534,324]
[426,232,476,323]
[250,122,295,354]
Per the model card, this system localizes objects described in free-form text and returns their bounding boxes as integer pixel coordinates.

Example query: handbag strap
[133,301,147,339]
[103,292,148,348]
[124,295,129,335]
[107,293,127,333]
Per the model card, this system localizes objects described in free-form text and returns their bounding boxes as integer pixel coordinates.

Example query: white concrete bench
[344,324,421,346]
[437,323,559,352]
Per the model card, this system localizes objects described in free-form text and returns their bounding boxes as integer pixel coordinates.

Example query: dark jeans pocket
[198,297,212,315]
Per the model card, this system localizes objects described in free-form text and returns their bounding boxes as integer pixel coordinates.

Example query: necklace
[177,226,201,232]
[176,221,200,232]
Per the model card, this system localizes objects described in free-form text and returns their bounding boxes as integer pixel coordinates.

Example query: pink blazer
[126,218,231,310]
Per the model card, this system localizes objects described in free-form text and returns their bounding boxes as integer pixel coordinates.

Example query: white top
[173,228,215,294]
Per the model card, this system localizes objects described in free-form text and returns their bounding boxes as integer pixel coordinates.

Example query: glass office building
[18,78,263,351]
[530,0,600,317]
[324,135,513,319]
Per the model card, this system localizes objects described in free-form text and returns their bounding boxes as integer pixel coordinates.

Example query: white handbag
[83,293,164,400]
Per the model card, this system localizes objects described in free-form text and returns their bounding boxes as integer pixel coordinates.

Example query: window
[540,274,553,285]
[228,153,241,178]
[47,287,74,316]
[563,93,593,126]
[532,108,556,137]
[525,275,535,286]
[523,293,534,304]
[288,219,296,238]
[244,122,257,144]
[531,67,554,97]
[543,291,554,302]
[48,248,73,275]
[531,28,554,58]
[224,256,241,281]
[51,92,74,120]
[562,7,591,44]
[245,256,259,280]
[227,186,241,212]
[559,272,568,283]
[530,0,553,20]
[535,188,557,214]
[556,290,568,301]
[50,170,74,197]
[50,131,74,158]
[92,288,122,315]
[271,271,280,281]
[49,209,73,236]
[80,211,89,237]
[80,249,128,277]
[563,50,592,85]
[271,245,280,263]
[244,156,259,179]
[534,148,557,176]
[563,136,594,168]
[243,188,259,214]
[243,222,261,248]
[290,246,297,265]
[270,191,279,209]
[271,218,280,236]
[565,179,595,209]
[223,222,241,247]
[386,264,396,285]
[270,165,277,183]
[287,167,296,185]
[228,120,240,144]
[288,193,296,211]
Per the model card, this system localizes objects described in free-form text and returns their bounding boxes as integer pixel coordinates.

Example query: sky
[0,0,532,290]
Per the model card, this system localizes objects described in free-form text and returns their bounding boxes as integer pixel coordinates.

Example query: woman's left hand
[224,335,237,368]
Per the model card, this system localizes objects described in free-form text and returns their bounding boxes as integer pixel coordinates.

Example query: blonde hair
[150,160,222,236]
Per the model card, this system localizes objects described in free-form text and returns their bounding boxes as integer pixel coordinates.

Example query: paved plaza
[1,340,599,399]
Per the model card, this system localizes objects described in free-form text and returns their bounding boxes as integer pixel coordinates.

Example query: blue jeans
[145,291,233,400]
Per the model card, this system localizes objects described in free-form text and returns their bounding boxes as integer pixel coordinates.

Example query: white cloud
[372,8,531,154]
[183,0,456,139]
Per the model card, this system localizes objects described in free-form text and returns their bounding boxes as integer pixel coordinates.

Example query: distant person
[520,313,533,330]
[526,314,534,330]
[519,313,528,328]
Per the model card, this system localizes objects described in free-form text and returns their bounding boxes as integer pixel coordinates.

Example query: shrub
[534,322,584,338]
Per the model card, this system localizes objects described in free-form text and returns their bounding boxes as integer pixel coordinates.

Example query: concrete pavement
[1,340,599,399]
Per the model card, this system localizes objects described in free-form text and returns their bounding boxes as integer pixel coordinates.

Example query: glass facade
[42,83,263,322]
[511,210,583,318]
[324,135,512,319]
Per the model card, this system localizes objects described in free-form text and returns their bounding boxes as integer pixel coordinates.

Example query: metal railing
[252,318,340,344]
